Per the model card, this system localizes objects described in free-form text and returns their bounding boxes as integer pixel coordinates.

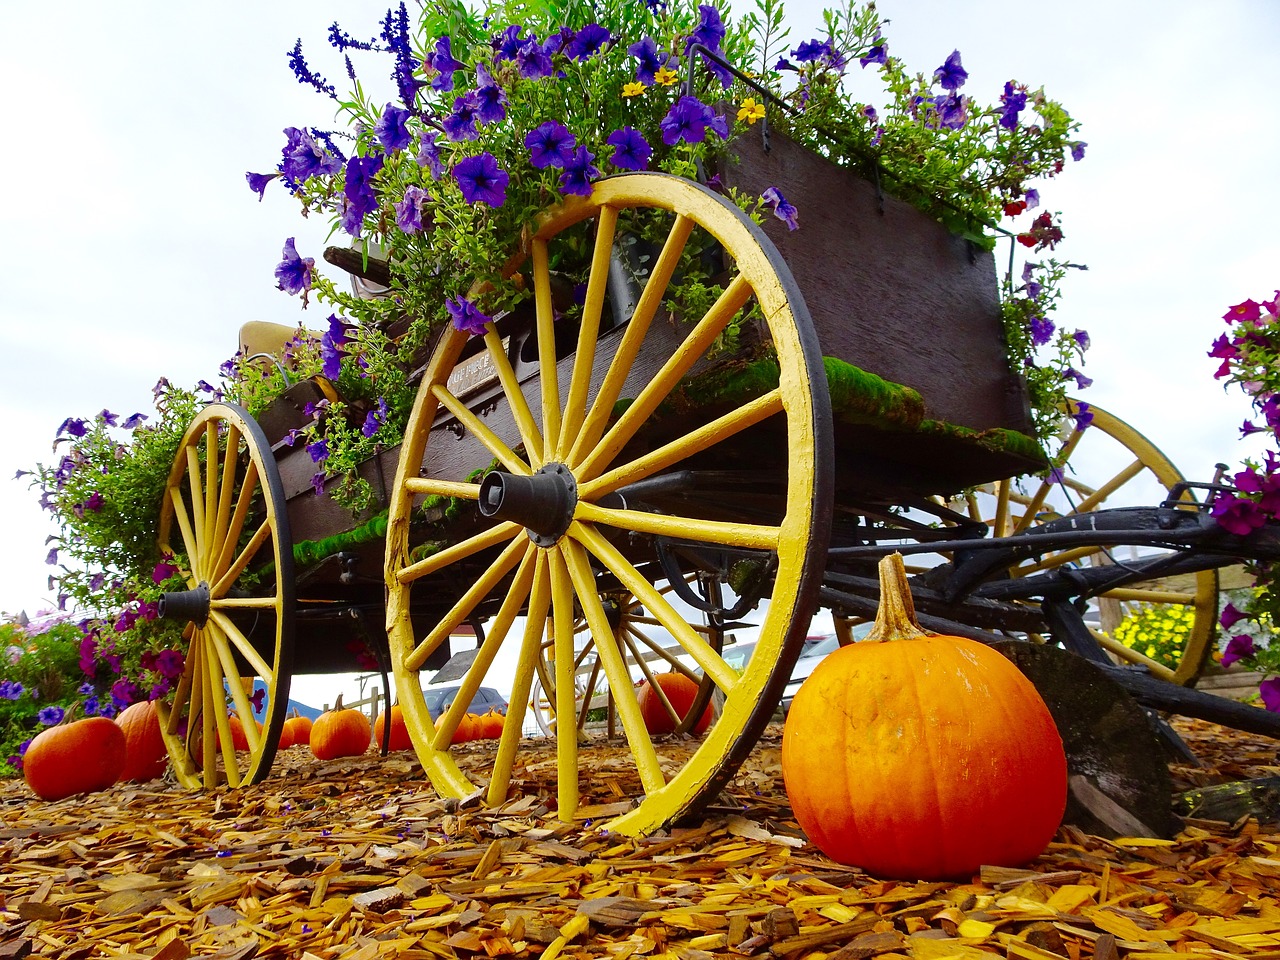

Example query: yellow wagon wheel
[973,399,1218,685]
[531,585,731,739]
[154,403,295,788]
[385,172,832,835]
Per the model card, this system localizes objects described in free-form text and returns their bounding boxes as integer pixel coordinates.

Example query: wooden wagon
[150,131,1280,837]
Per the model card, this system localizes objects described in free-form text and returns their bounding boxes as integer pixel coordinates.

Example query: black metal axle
[158,582,211,627]
[477,463,578,547]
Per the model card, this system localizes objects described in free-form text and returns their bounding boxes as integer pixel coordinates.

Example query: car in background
[422,684,508,722]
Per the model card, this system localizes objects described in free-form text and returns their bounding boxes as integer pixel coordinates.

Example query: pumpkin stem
[864,552,930,643]
[334,693,345,711]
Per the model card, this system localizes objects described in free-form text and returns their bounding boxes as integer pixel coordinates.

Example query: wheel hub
[158,582,211,627]
[477,463,578,547]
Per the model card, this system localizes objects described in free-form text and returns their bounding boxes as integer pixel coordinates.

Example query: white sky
[2,0,1276,707]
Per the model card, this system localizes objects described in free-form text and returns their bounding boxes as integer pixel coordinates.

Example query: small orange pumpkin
[277,721,295,750]
[283,709,312,746]
[782,553,1067,880]
[637,672,711,735]
[310,695,371,761]
[24,710,127,801]
[373,703,412,751]
[115,700,168,783]
[476,707,505,740]
[436,711,480,744]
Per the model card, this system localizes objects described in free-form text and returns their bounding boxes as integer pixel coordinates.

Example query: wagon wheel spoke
[385,174,832,835]
[992,400,1217,685]
[155,404,295,789]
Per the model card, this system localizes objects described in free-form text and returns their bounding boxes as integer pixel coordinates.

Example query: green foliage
[0,619,87,776]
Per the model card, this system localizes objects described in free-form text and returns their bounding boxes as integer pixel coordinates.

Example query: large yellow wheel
[385,173,832,835]
[971,400,1218,685]
[154,403,295,788]
[530,584,734,739]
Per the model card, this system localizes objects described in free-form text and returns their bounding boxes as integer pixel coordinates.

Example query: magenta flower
[526,121,576,169]
[606,127,652,171]
[275,238,314,296]
[1224,299,1263,324]
[1211,494,1268,536]
[155,649,185,679]
[1220,602,1249,631]
[454,152,509,207]
[447,296,492,336]
[761,186,799,231]
[1261,677,1280,712]
[1221,633,1257,667]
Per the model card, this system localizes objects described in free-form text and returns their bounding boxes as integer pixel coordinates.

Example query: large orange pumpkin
[283,709,312,746]
[310,695,371,761]
[373,703,412,751]
[782,553,1066,880]
[637,672,711,735]
[24,714,127,801]
[436,711,480,744]
[115,700,168,782]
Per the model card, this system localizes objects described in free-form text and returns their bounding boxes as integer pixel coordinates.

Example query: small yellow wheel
[154,403,295,787]
[385,173,832,835]
[971,400,1218,685]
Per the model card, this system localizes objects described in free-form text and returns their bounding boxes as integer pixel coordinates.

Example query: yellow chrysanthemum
[622,81,646,98]
[654,66,679,86]
[737,97,766,125]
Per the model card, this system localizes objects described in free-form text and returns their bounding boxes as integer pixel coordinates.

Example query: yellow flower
[654,66,679,87]
[738,97,766,125]
[622,81,647,98]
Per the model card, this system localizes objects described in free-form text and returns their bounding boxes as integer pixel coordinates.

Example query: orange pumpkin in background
[24,713,127,801]
[476,707,505,740]
[310,696,371,761]
[115,700,168,783]
[373,703,412,751]
[637,672,712,735]
[782,553,1067,880]
[283,709,312,746]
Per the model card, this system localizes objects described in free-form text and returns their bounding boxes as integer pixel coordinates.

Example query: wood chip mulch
[2,717,1279,960]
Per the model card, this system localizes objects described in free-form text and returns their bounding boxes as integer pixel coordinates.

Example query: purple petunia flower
[932,94,967,130]
[428,35,466,91]
[1261,677,1280,713]
[280,127,343,183]
[374,102,413,153]
[1029,315,1054,347]
[516,42,554,79]
[121,412,147,429]
[559,146,600,196]
[792,38,832,63]
[155,649,185,679]
[246,171,279,200]
[443,93,481,142]
[628,36,674,85]
[395,185,430,233]
[362,398,388,438]
[999,81,1027,131]
[1070,401,1093,431]
[308,439,329,463]
[57,417,88,438]
[1221,633,1257,668]
[341,155,384,237]
[1070,141,1088,161]
[417,136,445,179]
[934,49,967,91]
[37,706,64,726]
[1064,367,1092,390]
[0,680,22,700]
[859,41,887,67]
[761,186,799,231]
[494,25,532,62]
[567,23,611,61]
[454,152,509,207]
[275,238,314,296]
[473,64,508,125]
[446,296,492,336]
[606,127,652,171]
[526,121,576,169]
[661,95,718,146]
[686,4,726,55]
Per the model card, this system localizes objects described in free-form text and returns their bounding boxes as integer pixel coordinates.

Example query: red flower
[1003,199,1027,217]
